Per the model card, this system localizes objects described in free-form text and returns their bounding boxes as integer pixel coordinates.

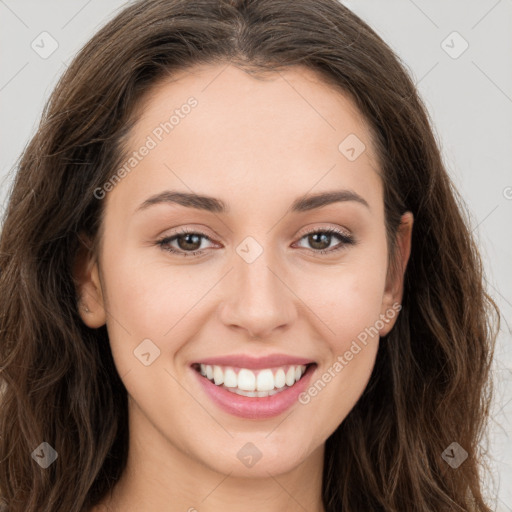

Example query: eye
[156,227,216,257]
[156,226,356,257]
[293,227,355,255]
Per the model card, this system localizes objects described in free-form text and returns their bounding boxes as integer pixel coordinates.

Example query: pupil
[180,234,201,251]
[309,233,330,250]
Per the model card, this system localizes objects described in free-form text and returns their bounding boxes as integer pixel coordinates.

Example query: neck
[94,400,326,512]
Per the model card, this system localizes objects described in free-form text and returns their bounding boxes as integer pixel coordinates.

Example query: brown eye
[295,228,355,254]
[156,227,355,258]
[174,232,203,251]
[156,228,215,257]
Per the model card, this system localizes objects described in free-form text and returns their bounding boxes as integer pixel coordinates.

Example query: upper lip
[192,354,315,369]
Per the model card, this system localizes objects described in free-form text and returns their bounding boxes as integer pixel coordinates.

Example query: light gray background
[1,0,511,509]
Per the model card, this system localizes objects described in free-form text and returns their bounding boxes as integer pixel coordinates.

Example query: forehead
[107,63,383,218]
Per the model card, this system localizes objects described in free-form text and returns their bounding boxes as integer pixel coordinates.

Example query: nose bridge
[217,236,296,338]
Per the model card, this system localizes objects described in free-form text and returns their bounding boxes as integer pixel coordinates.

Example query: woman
[0,0,500,510]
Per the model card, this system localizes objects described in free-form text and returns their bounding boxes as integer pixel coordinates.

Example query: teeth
[224,368,237,388]
[256,369,274,391]
[238,369,256,391]
[213,365,224,385]
[285,366,296,386]
[233,387,282,397]
[198,363,308,394]
[274,368,286,388]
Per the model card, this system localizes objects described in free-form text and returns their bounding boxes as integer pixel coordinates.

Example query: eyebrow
[135,189,370,214]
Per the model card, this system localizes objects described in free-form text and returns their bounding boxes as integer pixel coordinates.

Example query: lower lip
[193,365,316,419]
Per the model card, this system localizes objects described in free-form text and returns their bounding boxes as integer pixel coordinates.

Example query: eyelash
[156,226,356,258]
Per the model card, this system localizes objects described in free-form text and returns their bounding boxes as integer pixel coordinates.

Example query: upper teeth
[199,364,307,392]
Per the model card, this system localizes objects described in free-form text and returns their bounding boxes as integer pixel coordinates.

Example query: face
[77,63,412,478]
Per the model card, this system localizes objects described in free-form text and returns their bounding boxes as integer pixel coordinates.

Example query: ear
[73,232,107,328]
[379,211,413,336]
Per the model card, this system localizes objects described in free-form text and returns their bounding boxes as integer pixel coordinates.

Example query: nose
[216,250,297,340]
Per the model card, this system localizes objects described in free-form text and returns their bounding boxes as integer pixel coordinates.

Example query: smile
[191,356,317,419]
[194,363,309,397]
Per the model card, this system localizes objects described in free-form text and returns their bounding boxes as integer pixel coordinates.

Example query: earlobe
[379,211,414,336]
[73,232,107,328]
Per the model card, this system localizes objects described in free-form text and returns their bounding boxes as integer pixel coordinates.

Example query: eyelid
[158,225,218,244]
[159,224,352,242]
[295,224,352,240]
[156,224,356,257]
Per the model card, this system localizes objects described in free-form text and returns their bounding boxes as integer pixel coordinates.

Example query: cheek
[296,243,388,350]
[291,242,387,422]
[97,242,191,374]
[313,275,385,340]
[102,236,202,327]
[294,293,383,440]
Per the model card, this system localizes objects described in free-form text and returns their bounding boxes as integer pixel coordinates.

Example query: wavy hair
[0,0,500,510]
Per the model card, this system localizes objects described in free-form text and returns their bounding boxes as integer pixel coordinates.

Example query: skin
[75,63,413,512]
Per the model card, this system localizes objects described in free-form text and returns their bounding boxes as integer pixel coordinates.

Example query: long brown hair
[0,1,500,510]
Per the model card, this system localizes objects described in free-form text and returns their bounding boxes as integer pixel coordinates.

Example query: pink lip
[192,353,315,369]
[192,363,316,419]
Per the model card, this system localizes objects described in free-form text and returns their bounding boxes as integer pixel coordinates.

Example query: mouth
[191,362,314,397]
